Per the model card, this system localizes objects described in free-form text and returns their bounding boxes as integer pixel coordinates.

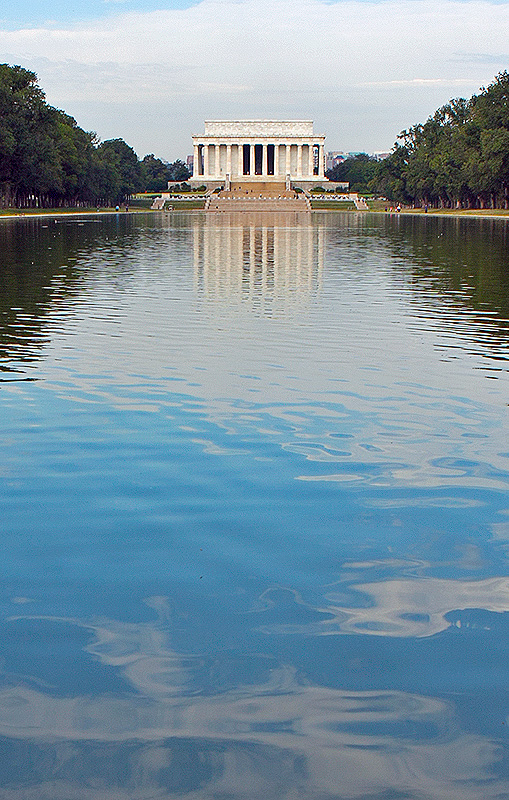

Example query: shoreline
[378,208,509,220]
[314,207,509,220]
[0,209,151,220]
[1,207,509,221]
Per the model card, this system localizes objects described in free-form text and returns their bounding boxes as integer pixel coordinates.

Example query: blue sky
[1,0,198,28]
[1,0,508,160]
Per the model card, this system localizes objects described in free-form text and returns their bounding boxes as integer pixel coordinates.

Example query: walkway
[206,182,310,213]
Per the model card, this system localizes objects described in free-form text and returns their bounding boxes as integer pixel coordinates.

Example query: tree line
[326,72,509,210]
[0,63,190,208]
[4,63,509,210]
[374,71,509,209]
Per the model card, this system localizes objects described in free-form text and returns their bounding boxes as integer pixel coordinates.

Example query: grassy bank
[0,199,206,217]
[162,199,206,210]
[0,206,117,217]
[310,199,509,217]
[2,203,508,219]
[396,207,509,217]
[310,200,356,210]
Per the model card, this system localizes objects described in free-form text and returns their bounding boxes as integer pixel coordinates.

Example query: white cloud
[0,0,508,157]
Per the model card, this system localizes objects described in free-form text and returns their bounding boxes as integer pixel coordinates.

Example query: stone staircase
[351,193,369,210]
[206,182,310,213]
[151,194,168,210]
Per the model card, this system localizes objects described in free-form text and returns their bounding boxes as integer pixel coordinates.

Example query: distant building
[186,154,194,172]
[326,151,347,171]
[328,150,391,163]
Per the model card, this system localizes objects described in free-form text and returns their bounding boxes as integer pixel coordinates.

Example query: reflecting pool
[0,210,508,799]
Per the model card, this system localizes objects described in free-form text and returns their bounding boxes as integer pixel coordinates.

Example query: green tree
[167,159,190,182]
[326,154,377,193]
[373,145,410,202]
[97,139,143,202]
[472,71,509,131]
[372,73,509,209]
[0,64,62,206]
[54,111,98,205]
[141,154,171,192]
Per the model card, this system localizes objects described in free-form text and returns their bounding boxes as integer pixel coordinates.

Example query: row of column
[193,142,325,179]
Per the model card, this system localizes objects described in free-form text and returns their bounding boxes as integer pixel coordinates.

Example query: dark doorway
[267,144,275,176]
[243,144,250,175]
[255,144,263,176]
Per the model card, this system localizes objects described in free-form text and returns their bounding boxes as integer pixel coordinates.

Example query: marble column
[297,145,303,178]
[308,144,314,177]
[215,144,220,177]
[318,144,324,178]
[193,144,200,177]
[285,144,291,177]
[250,144,255,177]
[262,144,267,177]
[203,144,209,178]
[274,144,279,177]
[226,144,232,177]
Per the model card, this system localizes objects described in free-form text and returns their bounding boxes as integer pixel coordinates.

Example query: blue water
[0,211,508,798]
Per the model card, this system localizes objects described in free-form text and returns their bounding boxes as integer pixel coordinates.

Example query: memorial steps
[206,182,311,213]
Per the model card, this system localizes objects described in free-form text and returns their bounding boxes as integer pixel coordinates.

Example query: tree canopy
[0,63,190,208]
[326,153,378,193]
[142,155,190,191]
[372,72,509,209]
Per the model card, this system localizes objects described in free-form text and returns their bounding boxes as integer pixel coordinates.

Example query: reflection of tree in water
[0,219,98,374]
[0,215,156,375]
[338,215,509,369]
[391,217,508,306]
[365,215,509,369]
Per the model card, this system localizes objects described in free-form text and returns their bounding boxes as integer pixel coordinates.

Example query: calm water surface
[0,211,508,799]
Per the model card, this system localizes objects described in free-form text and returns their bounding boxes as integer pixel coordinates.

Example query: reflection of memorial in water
[193,213,323,311]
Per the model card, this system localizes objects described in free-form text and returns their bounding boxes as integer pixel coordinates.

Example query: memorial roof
[201,120,316,137]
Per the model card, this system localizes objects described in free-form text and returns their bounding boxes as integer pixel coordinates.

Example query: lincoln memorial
[190,120,327,190]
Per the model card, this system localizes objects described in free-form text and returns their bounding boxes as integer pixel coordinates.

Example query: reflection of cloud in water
[0,600,506,799]
[256,577,509,639]
[330,576,509,638]
[191,437,248,456]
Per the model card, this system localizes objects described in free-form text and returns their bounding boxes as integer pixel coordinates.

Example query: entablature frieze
[203,120,314,137]
[192,137,326,146]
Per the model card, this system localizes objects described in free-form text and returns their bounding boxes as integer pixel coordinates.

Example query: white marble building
[190,120,327,189]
